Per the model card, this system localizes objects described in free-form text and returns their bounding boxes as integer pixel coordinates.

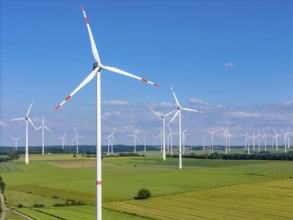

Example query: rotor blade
[35,126,42,131]
[44,126,53,133]
[181,107,199,113]
[55,68,98,110]
[81,5,101,65]
[151,109,163,118]
[135,136,140,143]
[26,102,33,117]
[11,117,25,121]
[165,109,177,117]
[170,86,180,107]
[102,65,159,87]
[168,110,179,125]
[28,118,37,129]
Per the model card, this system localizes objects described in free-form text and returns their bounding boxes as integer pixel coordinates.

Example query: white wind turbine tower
[128,129,140,153]
[104,129,116,155]
[54,6,158,220]
[10,136,21,151]
[257,129,261,153]
[273,129,282,151]
[262,129,270,152]
[247,134,253,154]
[151,109,176,160]
[207,129,218,154]
[143,135,147,153]
[252,131,256,151]
[221,127,232,154]
[169,86,199,170]
[58,133,66,151]
[167,127,176,156]
[103,135,111,155]
[36,115,52,155]
[287,132,293,149]
[181,128,189,154]
[281,130,293,153]
[11,102,37,165]
[241,132,248,150]
[202,135,206,151]
[72,129,84,155]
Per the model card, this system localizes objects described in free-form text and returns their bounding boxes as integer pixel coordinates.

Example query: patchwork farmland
[1,154,293,219]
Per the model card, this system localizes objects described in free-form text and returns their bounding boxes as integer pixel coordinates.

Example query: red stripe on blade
[154,83,159,87]
[96,181,102,185]
[85,17,89,24]
[141,78,148,83]
[65,95,71,101]
[55,105,61,111]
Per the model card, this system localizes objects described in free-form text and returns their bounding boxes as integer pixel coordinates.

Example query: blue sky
[1,0,293,147]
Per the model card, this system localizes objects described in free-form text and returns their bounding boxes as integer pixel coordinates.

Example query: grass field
[1,153,293,219]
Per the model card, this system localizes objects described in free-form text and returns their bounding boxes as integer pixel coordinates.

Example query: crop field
[1,154,293,219]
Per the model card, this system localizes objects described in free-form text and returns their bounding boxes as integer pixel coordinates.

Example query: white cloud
[225,62,235,68]
[102,100,130,106]
[189,98,210,105]
[227,111,260,118]
[0,121,7,127]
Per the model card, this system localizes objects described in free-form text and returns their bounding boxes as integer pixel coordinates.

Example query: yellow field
[105,178,293,220]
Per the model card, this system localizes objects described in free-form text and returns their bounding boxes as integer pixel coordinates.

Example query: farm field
[1,154,293,219]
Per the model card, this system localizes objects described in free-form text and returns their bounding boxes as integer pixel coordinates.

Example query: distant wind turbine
[273,129,282,151]
[11,102,36,164]
[128,129,140,153]
[36,115,52,155]
[54,6,158,219]
[169,86,200,169]
[262,129,270,152]
[72,129,84,155]
[202,135,206,151]
[10,136,21,151]
[151,109,176,161]
[207,129,218,154]
[221,127,232,154]
[58,133,66,151]
[104,129,116,155]
[167,127,176,156]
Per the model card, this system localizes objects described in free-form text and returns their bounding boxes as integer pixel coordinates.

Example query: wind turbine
[72,129,84,155]
[207,129,218,154]
[36,115,52,155]
[169,86,199,169]
[151,109,176,160]
[143,135,147,153]
[167,127,176,156]
[273,129,282,151]
[10,136,21,151]
[181,128,189,154]
[247,134,253,154]
[54,6,158,220]
[281,130,293,153]
[58,133,66,151]
[129,129,140,153]
[262,129,270,152]
[11,102,36,164]
[202,135,206,151]
[104,129,116,155]
[221,127,232,154]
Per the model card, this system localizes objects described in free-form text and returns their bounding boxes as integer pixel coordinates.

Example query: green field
[1,154,293,219]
